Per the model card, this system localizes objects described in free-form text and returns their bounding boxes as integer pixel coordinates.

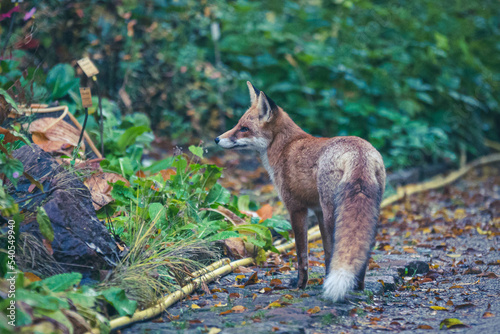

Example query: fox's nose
[214,137,220,144]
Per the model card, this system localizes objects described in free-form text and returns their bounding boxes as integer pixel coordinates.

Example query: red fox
[215,82,386,301]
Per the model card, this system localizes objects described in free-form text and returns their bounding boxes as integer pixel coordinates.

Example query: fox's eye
[240,127,249,132]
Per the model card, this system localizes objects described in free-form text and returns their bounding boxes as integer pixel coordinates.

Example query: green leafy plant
[107,145,290,253]
[0,270,138,333]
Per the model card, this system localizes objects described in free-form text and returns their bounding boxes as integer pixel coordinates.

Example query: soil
[121,163,500,334]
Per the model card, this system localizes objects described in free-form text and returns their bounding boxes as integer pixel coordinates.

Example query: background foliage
[1,0,499,170]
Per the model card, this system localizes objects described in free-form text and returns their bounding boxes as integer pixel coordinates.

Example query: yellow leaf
[446,253,462,258]
[307,306,321,314]
[283,294,294,300]
[405,231,411,238]
[235,275,245,280]
[268,302,282,308]
[439,318,467,329]
[213,302,227,307]
[207,328,222,334]
[476,227,490,235]
[430,306,448,311]
[454,209,466,219]
[191,304,201,309]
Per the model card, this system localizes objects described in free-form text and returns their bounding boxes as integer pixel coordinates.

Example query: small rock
[398,261,429,277]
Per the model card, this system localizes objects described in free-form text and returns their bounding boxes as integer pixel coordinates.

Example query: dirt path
[122,165,500,334]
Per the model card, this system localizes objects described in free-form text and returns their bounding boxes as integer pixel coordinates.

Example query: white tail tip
[323,269,356,302]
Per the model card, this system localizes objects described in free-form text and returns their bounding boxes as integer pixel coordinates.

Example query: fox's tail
[323,174,383,302]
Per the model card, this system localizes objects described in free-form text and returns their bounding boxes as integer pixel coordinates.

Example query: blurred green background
[1,0,499,171]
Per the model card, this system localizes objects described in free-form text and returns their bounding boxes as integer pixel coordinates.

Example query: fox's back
[273,135,385,207]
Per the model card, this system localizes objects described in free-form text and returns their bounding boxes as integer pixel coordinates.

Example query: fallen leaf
[439,318,467,329]
[417,325,433,329]
[219,310,233,316]
[213,302,227,308]
[283,294,293,300]
[231,305,247,313]
[307,306,321,314]
[188,319,203,324]
[477,272,498,278]
[244,272,259,287]
[482,312,494,318]
[403,247,417,254]
[454,209,467,219]
[267,302,282,308]
[229,293,240,298]
[455,303,474,309]
[207,328,222,334]
[449,285,463,289]
[300,293,310,298]
[191,304,201,309]
[430,306,448,311]
[270,278,282,287]
[234,266,253,273]
[259,287,272,294]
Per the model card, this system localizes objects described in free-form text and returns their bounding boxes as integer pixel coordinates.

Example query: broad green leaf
[188,145,204,158]
[0,88,19,112]
[16,289,69,310]
[143,157,174,174]
[237,195,250,212]
[36,309,74,334]
[33,273,82,292]
[45,64,79,100]
[205,183,231,205]
[149,202,167,224]
[36,207,54,242]
[207,231,240,241]
[261,218,292,233]
[117,125,151,151]
[100,287,137,317]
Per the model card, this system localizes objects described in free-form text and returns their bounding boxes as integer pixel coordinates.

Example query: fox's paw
[289,273,308,290]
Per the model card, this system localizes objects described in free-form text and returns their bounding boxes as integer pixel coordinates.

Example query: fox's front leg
[289,208,309,289]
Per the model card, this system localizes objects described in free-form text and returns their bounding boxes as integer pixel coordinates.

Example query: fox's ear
[247,81,260,104]
[257,91,277,122]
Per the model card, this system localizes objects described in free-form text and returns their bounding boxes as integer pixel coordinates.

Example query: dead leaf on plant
[256,204,273,221]
[24,118,85,154]
[223,237,247,259]
[84,172,129,210]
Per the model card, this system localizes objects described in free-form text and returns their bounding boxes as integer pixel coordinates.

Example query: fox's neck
[261,110,310,183]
